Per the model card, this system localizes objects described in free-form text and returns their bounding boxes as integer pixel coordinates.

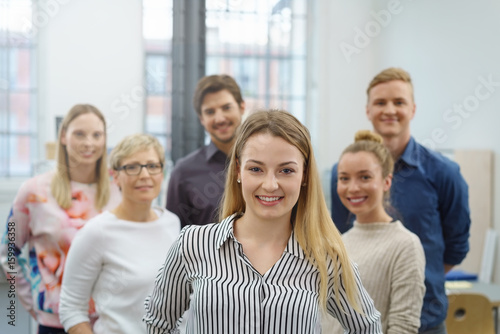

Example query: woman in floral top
[0,104,121,334]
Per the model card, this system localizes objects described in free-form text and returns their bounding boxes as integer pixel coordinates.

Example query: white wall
[311,0,500,283]
[0,2,143,332]
[37,0,144,154]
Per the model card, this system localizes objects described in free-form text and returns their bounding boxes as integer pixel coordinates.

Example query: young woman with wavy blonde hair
[0,104,120,334]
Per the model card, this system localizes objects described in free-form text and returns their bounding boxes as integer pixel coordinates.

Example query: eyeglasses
[116,163,163,176]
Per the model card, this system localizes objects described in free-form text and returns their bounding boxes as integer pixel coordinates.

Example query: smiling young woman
[144,110,383,333]
[328,130,426,334]
[0,104,121,334]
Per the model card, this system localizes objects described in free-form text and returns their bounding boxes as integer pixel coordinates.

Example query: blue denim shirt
[330,137,471,331]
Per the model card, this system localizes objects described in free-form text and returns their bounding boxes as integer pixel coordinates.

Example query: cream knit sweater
[326,221,426,334]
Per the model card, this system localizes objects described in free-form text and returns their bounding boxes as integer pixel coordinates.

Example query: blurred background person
[328,130,425,334]
[59,134,180,334]
[0,104,121,334]
[330,68,470,333]
[166,74,245,228]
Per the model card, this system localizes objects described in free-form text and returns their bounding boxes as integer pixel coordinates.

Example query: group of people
[329,68,470,333]
[0,105,181,334]
[0,67,470,334]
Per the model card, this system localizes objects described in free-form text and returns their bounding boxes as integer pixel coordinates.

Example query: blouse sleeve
[0,180,37,314]
[143,228,191,334]
[386,236,426,334]
[59,219,104,331]
[327,261,383,333]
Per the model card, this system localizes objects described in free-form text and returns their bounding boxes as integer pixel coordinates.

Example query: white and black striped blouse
[144,215,382,334]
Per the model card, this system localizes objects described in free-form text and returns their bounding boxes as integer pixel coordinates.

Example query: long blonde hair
[219,110,361,312]
[51,104,110,210]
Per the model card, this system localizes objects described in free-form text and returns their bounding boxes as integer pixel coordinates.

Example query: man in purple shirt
[166,75,245,228]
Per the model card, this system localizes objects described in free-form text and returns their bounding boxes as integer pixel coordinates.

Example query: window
[206,0,307,121]
[142,0,308,148]
[0,0,37,177]
[142,0,174,160]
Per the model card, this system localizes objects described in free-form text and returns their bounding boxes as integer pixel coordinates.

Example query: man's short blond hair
[367,67,414,100]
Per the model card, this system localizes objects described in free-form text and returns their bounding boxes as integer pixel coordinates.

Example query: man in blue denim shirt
[330,67,471,334]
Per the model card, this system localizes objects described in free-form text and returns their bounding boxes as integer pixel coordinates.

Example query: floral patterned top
[0,170,121,328]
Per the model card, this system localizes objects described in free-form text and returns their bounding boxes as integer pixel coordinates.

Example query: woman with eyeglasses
[59,134,180,334]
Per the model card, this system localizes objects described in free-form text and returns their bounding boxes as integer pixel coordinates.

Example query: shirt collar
[398,136,419,167]
[215,214,238,249]
[215,214,305,260]
[284,231,306,259]
[205,141,225,162]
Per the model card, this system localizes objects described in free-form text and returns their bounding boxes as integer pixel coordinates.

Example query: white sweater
[59,207,180,334]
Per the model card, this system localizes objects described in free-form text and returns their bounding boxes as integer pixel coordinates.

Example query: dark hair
[192,75,244,116]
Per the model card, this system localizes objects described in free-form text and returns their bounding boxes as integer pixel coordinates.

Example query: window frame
[0,0,38,178]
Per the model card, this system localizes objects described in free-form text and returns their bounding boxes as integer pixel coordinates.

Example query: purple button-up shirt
[166,141,229,228]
